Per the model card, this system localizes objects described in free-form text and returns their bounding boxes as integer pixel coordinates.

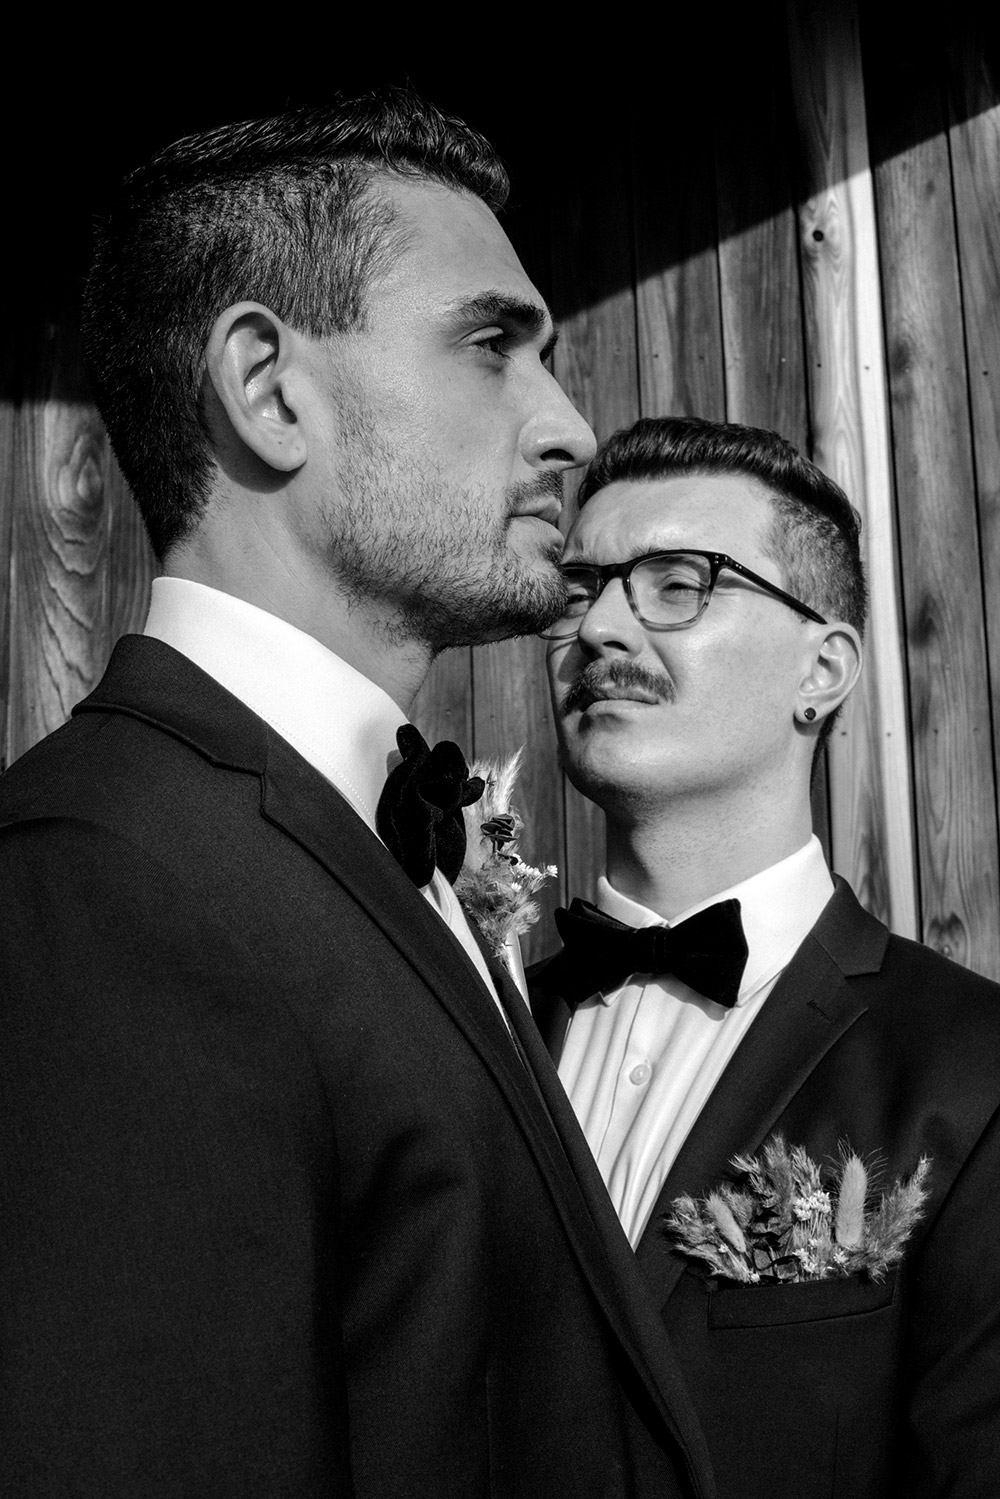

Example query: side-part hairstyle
[83,87,509,557]
[578,415,868,745]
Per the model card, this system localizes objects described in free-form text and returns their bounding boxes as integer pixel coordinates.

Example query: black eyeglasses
[542,549,827,639]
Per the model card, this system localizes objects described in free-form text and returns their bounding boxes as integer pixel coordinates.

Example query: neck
[164,526,433,715]
[603,788,815,921]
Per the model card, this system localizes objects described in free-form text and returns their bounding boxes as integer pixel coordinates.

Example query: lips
[513,497,562,526]
[581,684,659,707]
[507,472,565,528]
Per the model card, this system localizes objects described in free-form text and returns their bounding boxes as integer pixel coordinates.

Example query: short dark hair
[83,87,510,557]
[579,415,867,636]
[577,415,868,748]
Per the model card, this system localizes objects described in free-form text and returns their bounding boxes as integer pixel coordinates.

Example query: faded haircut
[578,415,867,635]
[578,415,868,744]
[83,87,510,558]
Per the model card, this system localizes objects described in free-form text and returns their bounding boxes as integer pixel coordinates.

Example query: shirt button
[629,1062,652,1086]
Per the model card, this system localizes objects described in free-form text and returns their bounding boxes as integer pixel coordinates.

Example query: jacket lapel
[77,638,555,1121]
[77,638,715,1492]
[80,639,570,1152]
[633,881,888,1302]
[465,923,717,1492]
[529,960,575,1064]
[264,732,525,1063]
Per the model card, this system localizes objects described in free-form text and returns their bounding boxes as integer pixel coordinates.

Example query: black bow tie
[376,725,484,887]
[553,897,749,1008]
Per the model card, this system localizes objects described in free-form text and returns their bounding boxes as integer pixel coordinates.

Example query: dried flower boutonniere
[663,1135,931,1285]
[454,748,557,961]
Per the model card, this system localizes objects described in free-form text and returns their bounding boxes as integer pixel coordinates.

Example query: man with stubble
[0,96,713,1498]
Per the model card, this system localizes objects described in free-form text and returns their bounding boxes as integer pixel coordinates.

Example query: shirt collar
[143,576,404,830]
[595,836,835,1007]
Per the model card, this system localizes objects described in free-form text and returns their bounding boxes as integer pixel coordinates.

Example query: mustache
[561,659,676,716]
[507,471,565,508]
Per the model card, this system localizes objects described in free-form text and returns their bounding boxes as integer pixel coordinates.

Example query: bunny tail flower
[662,1135,931,1285]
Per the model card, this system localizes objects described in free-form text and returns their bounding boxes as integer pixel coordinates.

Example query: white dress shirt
[143,576,507,1009]
[557,837,835,1246]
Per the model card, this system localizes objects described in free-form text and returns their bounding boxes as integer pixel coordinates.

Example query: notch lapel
[634,881,887,1304]
[261,731,538,1091]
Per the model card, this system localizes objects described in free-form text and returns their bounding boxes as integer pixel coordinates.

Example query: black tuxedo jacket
[531,880,1000,1498]
[0,637,716,1499]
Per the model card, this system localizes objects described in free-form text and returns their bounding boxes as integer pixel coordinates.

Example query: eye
[659,574,702,596]
[472,329,512,361]
[561,569,598,615]
[647,561,708,596]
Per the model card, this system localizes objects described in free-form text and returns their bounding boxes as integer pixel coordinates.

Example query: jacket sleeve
[903,1099,1000,1496]
[0,818,352,1497]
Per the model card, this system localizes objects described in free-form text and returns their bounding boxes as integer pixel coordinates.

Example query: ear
[204,301,307,473]
[795,623,863,727]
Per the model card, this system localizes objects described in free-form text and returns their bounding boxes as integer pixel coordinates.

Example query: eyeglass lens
[551,552,712,636]
[630,553,712,624]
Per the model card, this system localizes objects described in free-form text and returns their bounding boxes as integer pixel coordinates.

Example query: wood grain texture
[548,126,641,910]
[8,326,113,764]
[713,0,829,849]
[946,56,1000,858]
[868,77,1000,977]
[713,4,809,444]
[631,102,726,421]
[6,26,998,987]
[786,0,919,935]
[107,447,155,644]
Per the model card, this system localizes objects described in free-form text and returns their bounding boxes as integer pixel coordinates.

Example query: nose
[522,366,597,472]
[575,577,646,657]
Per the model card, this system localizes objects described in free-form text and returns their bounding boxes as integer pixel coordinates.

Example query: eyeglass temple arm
[720,556,827,625]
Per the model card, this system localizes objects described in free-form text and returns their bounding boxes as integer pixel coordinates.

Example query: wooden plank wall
[419,1,1000,974]
[4,3,999,979]
[789,1,919,937]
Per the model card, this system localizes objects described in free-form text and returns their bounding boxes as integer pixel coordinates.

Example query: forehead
[564,474,776,563]
[370,175,545,319]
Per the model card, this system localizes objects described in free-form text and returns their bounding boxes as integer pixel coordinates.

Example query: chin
[422,572,566,649]
[506,534,564,584]
[486,561,567,638]
[562,714,678,791]
[563,763,650,820]
[559,734,630,795]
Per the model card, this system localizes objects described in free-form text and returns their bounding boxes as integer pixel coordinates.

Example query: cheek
[715,658,802,759]
[546,641,579,700]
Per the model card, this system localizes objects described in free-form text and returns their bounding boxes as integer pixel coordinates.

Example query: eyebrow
[444,290,560,362]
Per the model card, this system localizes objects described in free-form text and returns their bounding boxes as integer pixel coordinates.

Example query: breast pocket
[667,1266,904,1499]
[708,1265,898,1328]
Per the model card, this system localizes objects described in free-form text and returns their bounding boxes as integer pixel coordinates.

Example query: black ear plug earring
[803,707,817,722]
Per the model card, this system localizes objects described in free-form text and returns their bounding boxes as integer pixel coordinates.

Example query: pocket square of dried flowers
[662,1136,930,1285]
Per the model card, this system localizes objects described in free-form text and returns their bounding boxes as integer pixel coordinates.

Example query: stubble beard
[322,420,567,650]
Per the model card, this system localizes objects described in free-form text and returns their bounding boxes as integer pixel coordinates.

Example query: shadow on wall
[6,0,997,401]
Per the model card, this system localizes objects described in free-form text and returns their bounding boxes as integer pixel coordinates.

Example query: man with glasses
[532,415,1000,1497]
